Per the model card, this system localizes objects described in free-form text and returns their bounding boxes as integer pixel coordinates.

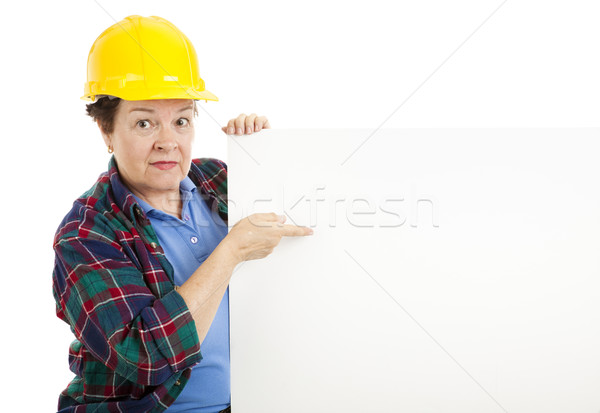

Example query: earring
[108,146,114,154]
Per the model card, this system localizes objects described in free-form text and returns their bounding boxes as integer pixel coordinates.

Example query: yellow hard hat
[82,15,217,102]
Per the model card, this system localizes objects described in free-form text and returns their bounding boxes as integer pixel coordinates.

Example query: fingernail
[236,127,243,135]
[278,214,286,223]
[228,127,234,134]
[307,228,314,235]
[247,126,253,134]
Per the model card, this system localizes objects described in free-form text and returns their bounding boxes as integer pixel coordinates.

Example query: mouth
[150,161,178,171]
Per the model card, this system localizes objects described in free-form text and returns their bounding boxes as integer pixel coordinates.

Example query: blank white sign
[228,129,600,413]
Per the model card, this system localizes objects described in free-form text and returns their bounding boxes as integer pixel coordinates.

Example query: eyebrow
[129,105,194,114]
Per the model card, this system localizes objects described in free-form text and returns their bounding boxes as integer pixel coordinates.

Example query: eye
[136,120,151,129]
[176,118,190,127]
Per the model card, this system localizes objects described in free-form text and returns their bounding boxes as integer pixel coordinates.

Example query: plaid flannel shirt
[52,156,228,412]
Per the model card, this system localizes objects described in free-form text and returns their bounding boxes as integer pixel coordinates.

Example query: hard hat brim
[81,87,218,102]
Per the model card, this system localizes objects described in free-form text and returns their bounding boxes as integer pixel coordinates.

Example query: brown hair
[85,97,122,135]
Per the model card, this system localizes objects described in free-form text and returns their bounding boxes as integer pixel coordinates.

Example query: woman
[52,15,312,413]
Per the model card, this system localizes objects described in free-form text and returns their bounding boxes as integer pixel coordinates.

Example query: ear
[96,119,111,148]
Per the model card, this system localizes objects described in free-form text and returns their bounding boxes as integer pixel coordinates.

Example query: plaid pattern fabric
[52,156,228,412]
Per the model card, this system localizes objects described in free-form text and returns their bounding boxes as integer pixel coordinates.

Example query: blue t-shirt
[133,177,230,413]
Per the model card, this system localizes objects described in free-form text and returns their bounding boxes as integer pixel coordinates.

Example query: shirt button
[184,215,190,221]
[190,236,198,244]
[174,380,181,386]
[150,242,158,249]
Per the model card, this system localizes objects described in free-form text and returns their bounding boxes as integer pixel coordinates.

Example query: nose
[154,127,178,152]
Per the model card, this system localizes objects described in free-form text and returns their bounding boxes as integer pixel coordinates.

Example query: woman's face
[101,99,195,201]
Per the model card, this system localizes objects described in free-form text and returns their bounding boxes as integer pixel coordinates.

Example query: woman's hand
[222,113,271,135]
[222,213,312,265]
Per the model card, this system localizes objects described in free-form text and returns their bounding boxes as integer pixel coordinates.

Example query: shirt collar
[108,156,138,217]
[133,176,197,216]
[180,176,197,194]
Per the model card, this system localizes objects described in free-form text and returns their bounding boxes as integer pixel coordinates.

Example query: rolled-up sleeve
[52,208,202,387]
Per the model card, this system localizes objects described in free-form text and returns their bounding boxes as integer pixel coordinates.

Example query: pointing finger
[280,225,313,237]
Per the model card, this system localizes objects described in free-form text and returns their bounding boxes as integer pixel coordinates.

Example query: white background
[0,0,598,411]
